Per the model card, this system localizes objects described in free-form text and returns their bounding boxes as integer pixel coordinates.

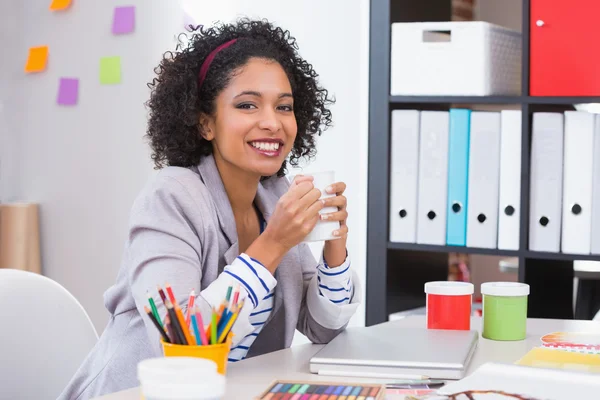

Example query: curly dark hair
[145,18,334,177]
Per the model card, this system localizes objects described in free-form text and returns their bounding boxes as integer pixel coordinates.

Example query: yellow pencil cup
[160,332,233,375]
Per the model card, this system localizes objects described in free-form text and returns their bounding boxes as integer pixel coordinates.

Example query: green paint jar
[481,282,529,341]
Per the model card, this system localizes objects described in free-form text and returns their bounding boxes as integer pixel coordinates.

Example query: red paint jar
[425,281,474,330]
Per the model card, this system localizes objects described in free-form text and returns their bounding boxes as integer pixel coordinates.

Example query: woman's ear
[198,113,215,141]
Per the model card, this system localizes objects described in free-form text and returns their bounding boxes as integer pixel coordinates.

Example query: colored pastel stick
[270,383,283,392]
[190,314,202,345]
[146,291,162,327]
[297,385,310,394]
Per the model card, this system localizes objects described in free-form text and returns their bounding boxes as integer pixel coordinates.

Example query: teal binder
[446,109,471,246]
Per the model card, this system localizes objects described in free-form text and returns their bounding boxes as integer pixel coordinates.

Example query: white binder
[416,111,449,245]
[562,111,595,254]
[466,112,501,248]
[389,110,420,243]
[529,113,564,253]
[591,115,600,255]
[497,110,521,251]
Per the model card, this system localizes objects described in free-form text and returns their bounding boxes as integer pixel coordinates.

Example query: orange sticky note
[25,46,49,73]
[49,0,72,11]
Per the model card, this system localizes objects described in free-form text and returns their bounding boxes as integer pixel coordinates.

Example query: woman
[59,18,360,399]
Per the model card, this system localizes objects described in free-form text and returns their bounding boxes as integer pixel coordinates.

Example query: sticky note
[99,56,121,84]
[57,78,78,106]
[112,6,135,34]
[25,46,49,73]
[49,0,72,11]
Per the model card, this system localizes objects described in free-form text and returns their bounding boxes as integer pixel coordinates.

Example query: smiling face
[200,57,298,178]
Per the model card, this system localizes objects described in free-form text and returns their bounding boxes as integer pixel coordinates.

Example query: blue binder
[446,109,471,246]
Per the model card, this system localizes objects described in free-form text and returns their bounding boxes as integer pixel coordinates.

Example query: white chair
[0,269,99,400]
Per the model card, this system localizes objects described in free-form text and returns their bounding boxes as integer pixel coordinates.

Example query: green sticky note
[99,56,121,84]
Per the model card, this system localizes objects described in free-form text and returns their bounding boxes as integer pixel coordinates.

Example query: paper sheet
[99,56,121,84]
[25,46,49,73]
[112,6,135,34]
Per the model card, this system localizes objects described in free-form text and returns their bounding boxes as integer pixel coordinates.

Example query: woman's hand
[246,176,323,273]
[321,181,349,268]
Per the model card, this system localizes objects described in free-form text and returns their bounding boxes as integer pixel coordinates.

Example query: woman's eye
[278,105,294,112]
[236,103,257,110]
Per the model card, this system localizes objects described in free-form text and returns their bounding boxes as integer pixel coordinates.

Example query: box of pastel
[256,380,386,400]
[390,21,522,96]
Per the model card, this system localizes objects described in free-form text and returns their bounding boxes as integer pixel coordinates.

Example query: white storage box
[390,21,522,96]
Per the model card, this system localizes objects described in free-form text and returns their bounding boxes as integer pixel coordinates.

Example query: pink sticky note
[112,6,135,34]
[57,77,78,105]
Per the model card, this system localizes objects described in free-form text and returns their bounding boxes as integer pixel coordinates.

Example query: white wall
[1,0,369,336]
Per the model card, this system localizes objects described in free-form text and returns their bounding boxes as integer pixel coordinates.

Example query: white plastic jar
[137,357,226,400]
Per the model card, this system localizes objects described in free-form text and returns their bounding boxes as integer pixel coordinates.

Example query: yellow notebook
[516,346,600,374]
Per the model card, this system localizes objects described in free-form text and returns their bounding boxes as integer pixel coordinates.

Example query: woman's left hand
[321,181,349,267]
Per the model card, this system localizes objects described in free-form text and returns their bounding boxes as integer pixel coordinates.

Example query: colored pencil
[164,315,179,344]
[211,309,217,345]
[174,302,196,345]
[218,301,244,343]
[205,302,227,341]
[191,314,202,345]
[232,289,240,307]
[157,285,168,305]
[225,285,233,302]
[165,282,177,304]
[185,289,195,327]
[194,306,208,345]
[144,305,170,343]
[147,291,162,327]
[166,300,187,345]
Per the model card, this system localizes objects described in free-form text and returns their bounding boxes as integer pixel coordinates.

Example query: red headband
[197,39,238,89]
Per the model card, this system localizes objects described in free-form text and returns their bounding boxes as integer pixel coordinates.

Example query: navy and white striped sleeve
[304,250,361,330]
[316,253,353,305]
[200,253,277,346]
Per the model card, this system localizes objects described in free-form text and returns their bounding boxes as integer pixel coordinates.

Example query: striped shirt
[224,252,354,362]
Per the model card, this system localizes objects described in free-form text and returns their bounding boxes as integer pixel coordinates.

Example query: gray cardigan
[58,154,360,400]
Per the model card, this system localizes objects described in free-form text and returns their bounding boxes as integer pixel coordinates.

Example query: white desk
[95,316,600,400]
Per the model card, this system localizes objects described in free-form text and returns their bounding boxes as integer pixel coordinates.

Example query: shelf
[387,242,520,257]
[389,95,523,104]
[525,251,600,262]
[388,95,600,105]
[527,96,600,105]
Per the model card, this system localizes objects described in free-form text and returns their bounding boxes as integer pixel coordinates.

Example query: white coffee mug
[297,171,341,242]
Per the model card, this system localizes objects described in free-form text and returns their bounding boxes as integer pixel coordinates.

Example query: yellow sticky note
[99,56,121,85]
[25,46,49,73]
[49,0,72,11]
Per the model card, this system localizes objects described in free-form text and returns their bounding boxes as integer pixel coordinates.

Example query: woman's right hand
[245,176,323,273]
[264,176,323,251]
